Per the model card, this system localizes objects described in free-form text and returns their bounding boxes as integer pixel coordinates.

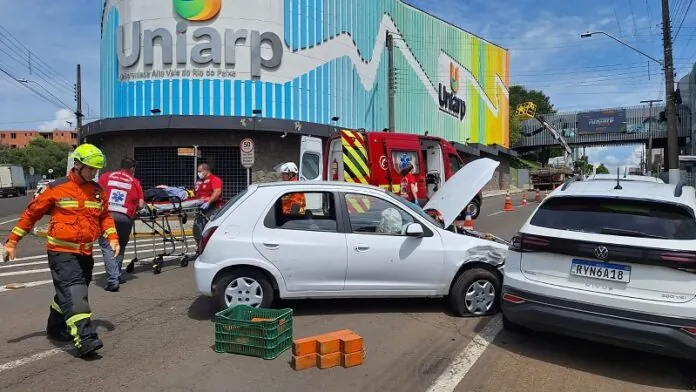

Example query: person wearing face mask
[2,143,119,358]
[194,163,224,213]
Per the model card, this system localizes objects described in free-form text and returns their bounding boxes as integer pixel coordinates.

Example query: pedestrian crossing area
[0,237,198,293]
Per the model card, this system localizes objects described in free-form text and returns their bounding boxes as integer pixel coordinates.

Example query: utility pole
[661,0,679,183]
[386,31,395,132]
[75,64,84,142]
[640,99,662,175]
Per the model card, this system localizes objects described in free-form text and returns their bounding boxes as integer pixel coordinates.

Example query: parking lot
[1,192,694,392]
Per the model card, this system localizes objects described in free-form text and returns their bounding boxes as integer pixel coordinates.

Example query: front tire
[215,268,275,311]
[449,268,501,317]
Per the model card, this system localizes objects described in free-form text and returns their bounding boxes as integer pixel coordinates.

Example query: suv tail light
[199,226,218,254]
[509,233,550,252]
[660,251,696,264]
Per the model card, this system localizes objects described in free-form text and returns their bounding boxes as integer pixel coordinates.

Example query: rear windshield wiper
[600,227,667,239]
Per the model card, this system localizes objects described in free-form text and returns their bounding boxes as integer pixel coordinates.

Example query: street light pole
[581,27,679,183]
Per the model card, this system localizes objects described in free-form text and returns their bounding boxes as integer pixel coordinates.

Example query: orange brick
[315,329,354,355]
[339,334,363,354]
[291,353,317,371]
[292,337,318,356]
[250,317,273,323]
[341,350,365,368]
[317,352,341,369]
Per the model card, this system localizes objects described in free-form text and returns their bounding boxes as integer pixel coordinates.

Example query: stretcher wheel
[180,256,190,267]
[152,256,163,274]
[126,259,137,273]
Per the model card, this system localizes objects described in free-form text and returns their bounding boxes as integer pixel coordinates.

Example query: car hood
[423,157,499,228]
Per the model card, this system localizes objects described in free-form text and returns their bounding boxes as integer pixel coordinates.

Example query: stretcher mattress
[138,198,205,215]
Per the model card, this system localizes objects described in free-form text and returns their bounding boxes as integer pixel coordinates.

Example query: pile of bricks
[291,329,365,370]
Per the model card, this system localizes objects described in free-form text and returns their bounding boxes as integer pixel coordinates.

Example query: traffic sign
[240,138,255,168]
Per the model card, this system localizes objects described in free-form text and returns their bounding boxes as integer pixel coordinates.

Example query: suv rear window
[530,196,696,240]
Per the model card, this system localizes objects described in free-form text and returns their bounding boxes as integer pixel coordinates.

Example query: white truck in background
[0,164,27,197]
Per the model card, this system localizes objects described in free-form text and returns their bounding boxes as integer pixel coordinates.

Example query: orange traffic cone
[503,191,514,212]
[534,189,541,202]
[521,191,528,207]
[464,208,474,229]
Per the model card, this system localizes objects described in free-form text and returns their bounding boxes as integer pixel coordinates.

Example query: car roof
[546,178,696,207]
[254,181,388,192]
[588,173,665,183]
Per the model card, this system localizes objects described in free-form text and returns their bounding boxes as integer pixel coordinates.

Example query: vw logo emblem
[594,246,609,260]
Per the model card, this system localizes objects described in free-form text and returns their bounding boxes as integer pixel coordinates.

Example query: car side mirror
[405,223,424,237]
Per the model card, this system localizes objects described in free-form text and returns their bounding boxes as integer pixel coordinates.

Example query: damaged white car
[194,157,508,317]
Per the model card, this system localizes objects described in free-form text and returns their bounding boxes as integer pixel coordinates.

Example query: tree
[509,85,555,149]
[573,155,594,177]
[0,138,73,177]
[595,163,610,174]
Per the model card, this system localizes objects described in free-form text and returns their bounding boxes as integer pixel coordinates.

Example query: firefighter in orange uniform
[2,143,119,357]
[277,162,306,214]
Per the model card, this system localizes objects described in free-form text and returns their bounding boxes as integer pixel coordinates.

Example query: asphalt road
[1,192,693,391]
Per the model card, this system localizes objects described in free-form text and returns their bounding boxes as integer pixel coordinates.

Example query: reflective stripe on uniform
[11,227,27,238]
[50,300,62,314]
[103,228,117,237]
[66,312,92,348]
[84,201,102,209]
[56,200,79,209]
[46,236,93,250]
[108,204,129,214]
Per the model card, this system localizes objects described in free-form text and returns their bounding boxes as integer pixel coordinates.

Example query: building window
[10,133,16,139]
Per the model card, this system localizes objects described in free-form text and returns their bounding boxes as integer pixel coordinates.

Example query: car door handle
[354,244,370,252]
[262,242,280,250]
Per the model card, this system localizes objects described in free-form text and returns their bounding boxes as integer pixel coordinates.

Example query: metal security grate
[133,146,246,202]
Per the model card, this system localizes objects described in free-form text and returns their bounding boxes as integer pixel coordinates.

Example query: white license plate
[570,258,631,283]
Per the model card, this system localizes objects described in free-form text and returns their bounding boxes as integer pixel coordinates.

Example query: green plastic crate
[214,305,293,359]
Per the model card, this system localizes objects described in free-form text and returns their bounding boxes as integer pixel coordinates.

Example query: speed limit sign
[240,138,255,168]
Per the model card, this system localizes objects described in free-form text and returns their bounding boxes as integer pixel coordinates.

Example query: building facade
[89,0,512,195]
[0,130,78,149]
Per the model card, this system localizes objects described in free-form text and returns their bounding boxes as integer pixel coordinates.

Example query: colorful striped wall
[100,0,510,147]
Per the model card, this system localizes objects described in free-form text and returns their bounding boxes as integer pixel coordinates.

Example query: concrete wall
[461,152,512,192]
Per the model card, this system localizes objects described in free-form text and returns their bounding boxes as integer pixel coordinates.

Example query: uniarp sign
[438,62,466,121]
[577,109,627,135]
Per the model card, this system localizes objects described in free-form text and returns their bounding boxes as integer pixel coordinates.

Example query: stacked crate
[291,329,365,370]
[213,305,293,360]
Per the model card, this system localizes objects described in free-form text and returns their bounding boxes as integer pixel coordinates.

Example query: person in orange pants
[2,143,120,357]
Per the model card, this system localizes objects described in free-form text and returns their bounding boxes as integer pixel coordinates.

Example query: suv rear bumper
[501,286,696,360]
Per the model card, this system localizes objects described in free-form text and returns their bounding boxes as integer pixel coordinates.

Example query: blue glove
[201,201,210,210]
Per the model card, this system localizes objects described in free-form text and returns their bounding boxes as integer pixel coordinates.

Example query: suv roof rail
[560,175,583,191]
[674,180,687,197]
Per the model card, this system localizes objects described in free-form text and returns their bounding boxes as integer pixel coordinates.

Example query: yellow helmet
[72,144,106,169]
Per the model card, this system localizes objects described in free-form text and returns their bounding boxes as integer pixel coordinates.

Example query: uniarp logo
[174,0,221,21]
[449,63,459,94]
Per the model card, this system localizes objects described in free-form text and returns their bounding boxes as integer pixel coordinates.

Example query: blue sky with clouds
[1,0,695,171]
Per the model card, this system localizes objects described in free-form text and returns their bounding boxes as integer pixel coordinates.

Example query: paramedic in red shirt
[97,157,145,292]
[399,163,418,204]
[195,163,223,214]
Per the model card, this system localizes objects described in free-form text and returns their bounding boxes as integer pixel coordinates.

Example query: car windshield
[383,191,444,228]
[530,196,696,240]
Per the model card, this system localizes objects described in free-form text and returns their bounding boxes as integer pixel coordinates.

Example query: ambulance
[298,129,485,220]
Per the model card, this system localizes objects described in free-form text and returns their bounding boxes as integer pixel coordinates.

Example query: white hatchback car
[194,158,508,316]
[502,176,696,359]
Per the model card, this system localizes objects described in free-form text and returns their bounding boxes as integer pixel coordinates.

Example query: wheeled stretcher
[124,196,203,274]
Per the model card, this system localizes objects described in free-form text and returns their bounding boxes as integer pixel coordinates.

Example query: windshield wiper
[600,227,667,239]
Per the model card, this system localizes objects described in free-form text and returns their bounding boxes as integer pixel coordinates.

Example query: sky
[1,0,695,173]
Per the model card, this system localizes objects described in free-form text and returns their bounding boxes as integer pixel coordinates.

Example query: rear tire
[449,268,501,317]
[214,268,275,311]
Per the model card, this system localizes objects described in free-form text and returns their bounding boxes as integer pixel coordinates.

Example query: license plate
[570,258,631,283]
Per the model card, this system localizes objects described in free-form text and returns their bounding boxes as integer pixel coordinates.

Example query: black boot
[46,328,72,342]
[76,338,103,357]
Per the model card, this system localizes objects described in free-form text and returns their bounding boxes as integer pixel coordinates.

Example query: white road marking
[425,314,502,392]
[0,347,68,374]
[0,218,19,225]
[0,272,107,293]
[486,211,505,217]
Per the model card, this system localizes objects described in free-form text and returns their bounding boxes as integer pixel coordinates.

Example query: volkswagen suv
[501,176,696,359]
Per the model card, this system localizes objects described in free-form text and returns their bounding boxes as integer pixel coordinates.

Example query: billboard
[577,109,627,135]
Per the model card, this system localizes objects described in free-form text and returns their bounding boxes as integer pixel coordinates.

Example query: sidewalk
[482,187,528,198]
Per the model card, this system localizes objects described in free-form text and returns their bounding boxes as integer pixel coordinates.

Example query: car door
[340,191,444,293]
[299,136,324,211]
[252,189,347,292]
